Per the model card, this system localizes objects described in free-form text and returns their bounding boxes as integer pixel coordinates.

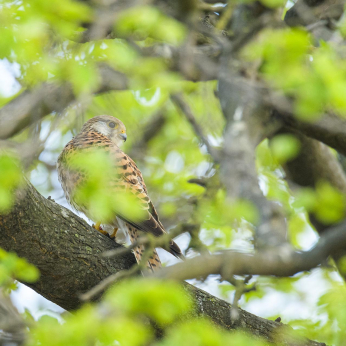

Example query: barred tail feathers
[128,224,161,272]
[148,248,162,271]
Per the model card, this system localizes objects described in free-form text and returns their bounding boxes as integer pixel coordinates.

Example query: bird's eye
[108,121,117,128]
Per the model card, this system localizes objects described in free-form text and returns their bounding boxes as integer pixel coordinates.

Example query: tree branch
[171,93,221,161]
[218,75,288,249]
[0,179,324,345]
[285,0,344,30]
[0,65,128,140]
[276,111,346,157]
[153,220,346,280]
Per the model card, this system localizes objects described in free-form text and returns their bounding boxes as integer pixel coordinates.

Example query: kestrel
[57,115,183,271]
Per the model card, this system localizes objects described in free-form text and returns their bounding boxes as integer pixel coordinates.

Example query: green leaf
[293,188,316,211]
[260,0,286,8]
[314,181,346,224]
[30,304,152,346]
[270,134,301,164]
[0,248,39,288]
[63,60,99,95]
[105,279,193,326]
[0,154,23,213]
[68,150,146,222]
[159,319,267,346]
[116,6,186,45]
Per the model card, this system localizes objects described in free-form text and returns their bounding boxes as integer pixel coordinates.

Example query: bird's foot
[109,227,118,239]
[92,222,108,236]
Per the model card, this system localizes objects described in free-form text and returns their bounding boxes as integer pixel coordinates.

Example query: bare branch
[128,111,167,162]
[275,110,346,157]
[153,219,346,281]
[285,0,344,33]
[218,75,288,249]
[171,93,221,161]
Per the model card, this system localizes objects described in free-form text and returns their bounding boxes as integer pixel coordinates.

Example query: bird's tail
[128,225,162,272]
[169,240,185,260]
[132,244,162,272]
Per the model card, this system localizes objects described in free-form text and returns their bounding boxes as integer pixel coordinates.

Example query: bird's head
[82,115,127,147]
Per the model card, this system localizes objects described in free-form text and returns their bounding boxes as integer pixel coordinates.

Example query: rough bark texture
[0,181,136,310]
[0,180,324,345]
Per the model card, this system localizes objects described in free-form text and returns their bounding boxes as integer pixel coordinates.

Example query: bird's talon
[92,222,108,236]
[110,227,118,239]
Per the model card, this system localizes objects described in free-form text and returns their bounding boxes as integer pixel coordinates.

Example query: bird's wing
[109,142,184,259]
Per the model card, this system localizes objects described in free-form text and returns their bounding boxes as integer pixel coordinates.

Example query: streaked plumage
[57,115,183,271]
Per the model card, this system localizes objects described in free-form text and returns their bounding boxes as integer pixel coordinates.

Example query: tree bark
[0,179,324,346]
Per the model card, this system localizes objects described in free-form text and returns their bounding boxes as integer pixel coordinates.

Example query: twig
[230,275,255,321]
[102,223,189,258]
[102,236,148,258]
[128,111,166,162]
[188,178,208,187]
[215,2,234,31]
[202,0,227,3]
[171,93,221,161]
[80,265,140,301]
[199,3,226,13]
[82,229,180,301]
[306,19,329,32]
[95,221,208,301]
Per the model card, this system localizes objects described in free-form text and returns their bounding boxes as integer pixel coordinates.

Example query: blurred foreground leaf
[0,248,39,290]
[0,153,23,213]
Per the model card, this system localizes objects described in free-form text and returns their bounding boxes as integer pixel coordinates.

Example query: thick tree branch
[0,65,128,140]
[283,132,346,196]
[153,220,346,280]
[285,0,344,30]
[0,180,136,310]
[218,76,288,249]
[276,111,346,157]
[0,179,324,345]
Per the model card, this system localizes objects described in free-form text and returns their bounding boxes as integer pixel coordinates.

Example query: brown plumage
[57,115,183,271]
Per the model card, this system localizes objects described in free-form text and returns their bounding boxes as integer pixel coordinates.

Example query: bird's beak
[120,133,127,142]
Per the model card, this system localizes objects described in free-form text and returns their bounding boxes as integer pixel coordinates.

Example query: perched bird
[57,115,183,271]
